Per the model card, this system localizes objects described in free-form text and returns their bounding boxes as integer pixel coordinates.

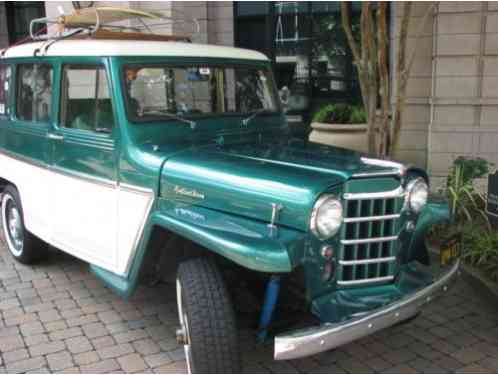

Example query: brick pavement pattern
[1,237,498,373]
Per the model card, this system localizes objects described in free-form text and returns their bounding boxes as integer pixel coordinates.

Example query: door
[50,61,119,272]
[2,63,53,242]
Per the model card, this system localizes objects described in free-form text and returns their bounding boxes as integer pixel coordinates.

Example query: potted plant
[309,103,369,152]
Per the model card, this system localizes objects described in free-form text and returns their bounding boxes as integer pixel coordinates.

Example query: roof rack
[29,6,199,44]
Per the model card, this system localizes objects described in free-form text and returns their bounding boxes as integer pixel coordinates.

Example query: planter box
[309,122,368,153]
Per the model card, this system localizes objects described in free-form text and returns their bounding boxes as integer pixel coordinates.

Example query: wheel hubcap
[2,195,24,256]
[176,279,193,374]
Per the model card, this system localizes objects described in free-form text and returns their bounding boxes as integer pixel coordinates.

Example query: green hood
[159,141,402,231]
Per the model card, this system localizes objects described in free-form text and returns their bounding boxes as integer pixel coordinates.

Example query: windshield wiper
[242,108,271,127]
[153,110,197,130]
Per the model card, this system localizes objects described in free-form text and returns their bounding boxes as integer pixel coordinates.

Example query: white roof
[0,40,269,61]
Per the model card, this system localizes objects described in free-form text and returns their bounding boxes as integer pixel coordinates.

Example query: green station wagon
[0,18,459,374]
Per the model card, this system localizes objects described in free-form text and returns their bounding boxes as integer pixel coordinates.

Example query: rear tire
[1,185,47,264]
[176,257,241,374]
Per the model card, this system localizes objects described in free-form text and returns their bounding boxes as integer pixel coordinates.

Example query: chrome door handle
[47,133,64,141]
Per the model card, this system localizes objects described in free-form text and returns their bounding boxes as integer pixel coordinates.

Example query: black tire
[1,185,47,264]
[177,257,241,374]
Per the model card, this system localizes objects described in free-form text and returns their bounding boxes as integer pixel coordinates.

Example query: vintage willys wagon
[0,7,459,373]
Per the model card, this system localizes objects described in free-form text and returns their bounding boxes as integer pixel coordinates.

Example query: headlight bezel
[310,195,343,240]
[405,177,429,214]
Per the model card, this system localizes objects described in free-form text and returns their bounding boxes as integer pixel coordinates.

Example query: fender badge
[174,185,205,200]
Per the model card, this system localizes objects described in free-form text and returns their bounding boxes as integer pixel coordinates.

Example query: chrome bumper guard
[274,260,460,360]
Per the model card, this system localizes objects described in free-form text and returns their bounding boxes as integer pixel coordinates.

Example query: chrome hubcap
[2,195,24,257]
[8,206,23,249]
[176,279,193,374]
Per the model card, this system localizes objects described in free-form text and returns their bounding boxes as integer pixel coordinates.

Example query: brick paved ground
[1,238,498,373]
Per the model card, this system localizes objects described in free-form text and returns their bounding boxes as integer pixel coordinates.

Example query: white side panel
[52,172,118,271]
[116,186,154,275]
[0,154,52,242]
[0,152,154,276]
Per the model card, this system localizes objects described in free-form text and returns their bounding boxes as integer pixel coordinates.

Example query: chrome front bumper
[274,260,460,360]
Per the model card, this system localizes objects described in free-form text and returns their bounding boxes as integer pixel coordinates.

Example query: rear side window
[61,65,115,134]
[16,64,53,123]
[0,65,11,117]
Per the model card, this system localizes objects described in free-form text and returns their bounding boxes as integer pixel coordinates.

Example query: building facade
[1,1,497,185]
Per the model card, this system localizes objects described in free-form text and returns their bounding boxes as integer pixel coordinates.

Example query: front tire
[1,185,46,264]
[176,258,241,374]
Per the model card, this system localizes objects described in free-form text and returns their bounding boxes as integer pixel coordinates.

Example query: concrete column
[390,2,436,170]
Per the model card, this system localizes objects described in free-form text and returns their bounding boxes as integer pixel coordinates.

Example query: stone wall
[390,2,498,186]
[390,2,435,170]
[430,2,498,187]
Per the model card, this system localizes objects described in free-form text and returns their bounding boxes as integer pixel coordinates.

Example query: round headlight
[311,196,343,240]
[406,178,428,213]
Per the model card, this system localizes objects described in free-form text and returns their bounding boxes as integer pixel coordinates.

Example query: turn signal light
[321,245,334,259]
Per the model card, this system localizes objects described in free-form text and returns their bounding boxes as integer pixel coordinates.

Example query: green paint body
[0,54,452,325]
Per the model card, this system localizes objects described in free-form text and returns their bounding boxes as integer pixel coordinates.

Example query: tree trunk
[377,3,390,158]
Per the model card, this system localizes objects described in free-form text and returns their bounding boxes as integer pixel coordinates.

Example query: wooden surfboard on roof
[27,6,197,44]
[57,7,164,28]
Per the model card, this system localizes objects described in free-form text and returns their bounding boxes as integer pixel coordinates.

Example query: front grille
[337,187,405,286]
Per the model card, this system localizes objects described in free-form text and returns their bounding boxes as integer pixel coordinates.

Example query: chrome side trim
[353,157,407,178]
[339,256,396,266]
[343,186,405,201]
[337,275,395,286]
[119,183,153,195]
[274,260,460,360]
[343,214,401,223]
[0,149,48,170]
[122,186,155,275]
[52,166,117,188]
[341,235,398,245]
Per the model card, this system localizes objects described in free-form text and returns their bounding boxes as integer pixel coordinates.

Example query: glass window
[6,2,46,44]
[17,64,53,123]
[236,2,269,16]
[0,65,12,117]
[124,65,279,123]
[61,65,115,133]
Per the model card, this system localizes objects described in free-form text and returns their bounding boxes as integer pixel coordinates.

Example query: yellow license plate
[440,242,459,266]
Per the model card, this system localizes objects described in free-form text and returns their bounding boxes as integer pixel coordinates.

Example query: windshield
[123,64,280,123]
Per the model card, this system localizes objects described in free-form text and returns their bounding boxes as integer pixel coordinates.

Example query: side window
[61,65,115,134]
[17,64,53,122]
[0,65,11,117]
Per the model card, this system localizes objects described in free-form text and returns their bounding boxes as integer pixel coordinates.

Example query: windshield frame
[120,61,282,124]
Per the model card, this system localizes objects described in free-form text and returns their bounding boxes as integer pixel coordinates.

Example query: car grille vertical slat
[338,187,404,286]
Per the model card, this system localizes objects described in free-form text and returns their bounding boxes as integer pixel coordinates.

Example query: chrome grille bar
[339,256,396,266]
[337,275,395,286]
[341,235,398,245]
[343,187,405,201]
[344,214,401,223]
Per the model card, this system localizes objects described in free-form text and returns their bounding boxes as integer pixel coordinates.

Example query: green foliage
[437,156,498,282]
[350,106,367,123]
[443,156,493,226]
[461,224,498,282]
[312,104,366,124]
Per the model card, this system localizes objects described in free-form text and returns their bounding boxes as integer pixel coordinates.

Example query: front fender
[406,198,451,265]
[150,201,306,273]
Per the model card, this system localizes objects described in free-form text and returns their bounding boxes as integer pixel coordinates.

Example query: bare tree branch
[340,3,362,66]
